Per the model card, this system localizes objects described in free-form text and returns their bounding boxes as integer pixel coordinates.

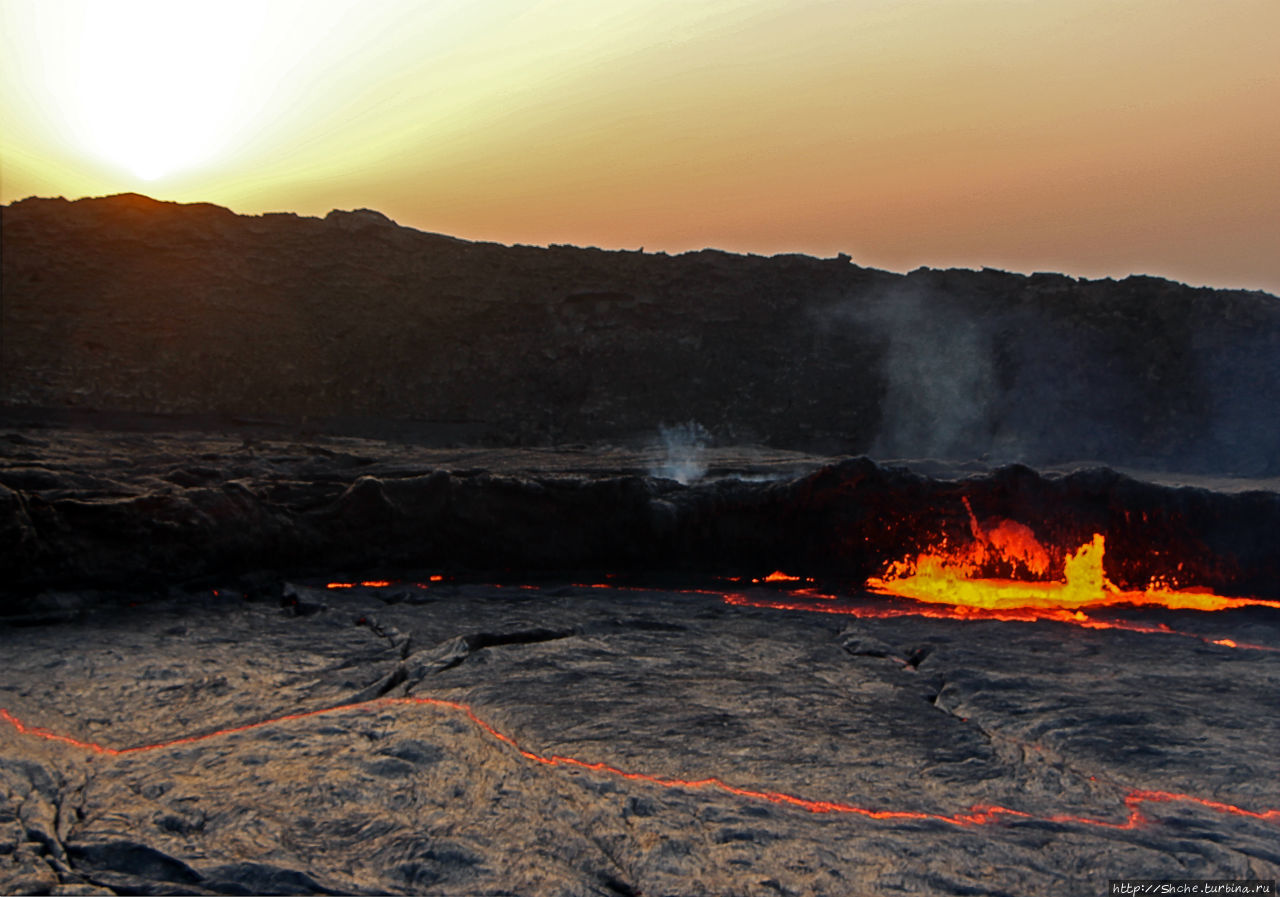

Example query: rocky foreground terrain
[1,428,1279,895]
[3,556,1278,896]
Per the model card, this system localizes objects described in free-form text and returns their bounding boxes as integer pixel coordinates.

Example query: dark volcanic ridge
[4,192,1280,475]
[4,429,1279,604]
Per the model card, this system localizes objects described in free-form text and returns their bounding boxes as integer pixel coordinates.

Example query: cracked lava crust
[2,436,1279,895]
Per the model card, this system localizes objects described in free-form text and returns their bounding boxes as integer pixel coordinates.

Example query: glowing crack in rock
[720,584,1279,650]
[2,701,1277,831]
[324,575,1276,650]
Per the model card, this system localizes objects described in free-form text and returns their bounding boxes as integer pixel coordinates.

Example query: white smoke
[870,289,997,460]
[650,421,710,484]
[820,284,999,462]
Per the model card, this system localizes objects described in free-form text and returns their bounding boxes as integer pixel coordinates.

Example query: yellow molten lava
[867,532,1280,614]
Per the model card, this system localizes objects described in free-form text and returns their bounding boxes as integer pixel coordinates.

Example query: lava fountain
[867,499,1280,614]
[725,498,1280,648]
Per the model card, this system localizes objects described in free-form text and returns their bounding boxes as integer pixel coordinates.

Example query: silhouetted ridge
[3,193,1278,474]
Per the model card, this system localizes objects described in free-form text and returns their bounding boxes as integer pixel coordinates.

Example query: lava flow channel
[3,701,1277,831]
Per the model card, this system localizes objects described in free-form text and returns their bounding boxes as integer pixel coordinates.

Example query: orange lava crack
[719,591,1278,651]
[3,701,1276,831]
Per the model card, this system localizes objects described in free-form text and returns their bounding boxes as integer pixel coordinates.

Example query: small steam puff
[650,422,710,484]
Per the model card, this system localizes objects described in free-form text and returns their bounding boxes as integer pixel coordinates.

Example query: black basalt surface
[2,576,1278,895]
[0,437,1277,894]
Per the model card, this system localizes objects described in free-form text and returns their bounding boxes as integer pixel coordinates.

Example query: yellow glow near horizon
[2,0,1278,293]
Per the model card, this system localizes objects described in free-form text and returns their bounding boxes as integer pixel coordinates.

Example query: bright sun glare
[71,1,265,181]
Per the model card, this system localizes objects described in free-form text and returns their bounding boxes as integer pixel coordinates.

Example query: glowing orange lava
[711,505,1278,649]
[522,505,1275,649]
[2,703,1275,831]
[866,501,1280,617]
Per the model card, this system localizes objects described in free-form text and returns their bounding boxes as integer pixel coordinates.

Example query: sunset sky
[2,0,1277,294]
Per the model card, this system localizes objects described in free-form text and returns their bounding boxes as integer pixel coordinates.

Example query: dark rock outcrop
[2,432,1277,600]
[4,193,1279,473]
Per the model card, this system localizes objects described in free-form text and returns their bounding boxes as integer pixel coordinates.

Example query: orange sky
[2,0,1277,294]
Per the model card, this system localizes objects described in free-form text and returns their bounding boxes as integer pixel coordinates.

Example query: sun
[3,0,517,198]
[70,1,266,181]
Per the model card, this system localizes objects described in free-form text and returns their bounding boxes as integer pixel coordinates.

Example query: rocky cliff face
[4,193,1278,473]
